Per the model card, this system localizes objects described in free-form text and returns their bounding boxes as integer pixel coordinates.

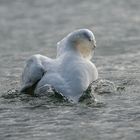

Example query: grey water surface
[0,0,140,140]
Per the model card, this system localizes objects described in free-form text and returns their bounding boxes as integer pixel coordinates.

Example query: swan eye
[83,32,92,41]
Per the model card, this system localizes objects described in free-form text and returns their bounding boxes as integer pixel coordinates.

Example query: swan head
[57,29,96,59]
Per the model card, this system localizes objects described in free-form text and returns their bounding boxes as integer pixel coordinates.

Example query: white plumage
[20,29,98,102]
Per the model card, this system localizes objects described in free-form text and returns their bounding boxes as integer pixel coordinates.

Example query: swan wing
[20,54,52,95]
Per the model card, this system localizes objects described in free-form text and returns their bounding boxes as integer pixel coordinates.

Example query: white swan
[20,29,98,102]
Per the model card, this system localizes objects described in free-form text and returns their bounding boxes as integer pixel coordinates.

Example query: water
[0,0,140,139]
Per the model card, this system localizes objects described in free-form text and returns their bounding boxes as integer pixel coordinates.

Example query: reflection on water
[0,0,140,140]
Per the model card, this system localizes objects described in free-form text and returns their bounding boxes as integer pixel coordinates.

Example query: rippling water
[0,0,140,139]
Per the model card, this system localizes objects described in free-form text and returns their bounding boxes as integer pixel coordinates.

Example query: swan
[20,29,98,103]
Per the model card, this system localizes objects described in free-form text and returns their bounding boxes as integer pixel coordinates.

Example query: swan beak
[90,40,96,49]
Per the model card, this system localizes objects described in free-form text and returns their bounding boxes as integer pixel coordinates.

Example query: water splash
[1,79,124,107]
[91,79,117,95]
